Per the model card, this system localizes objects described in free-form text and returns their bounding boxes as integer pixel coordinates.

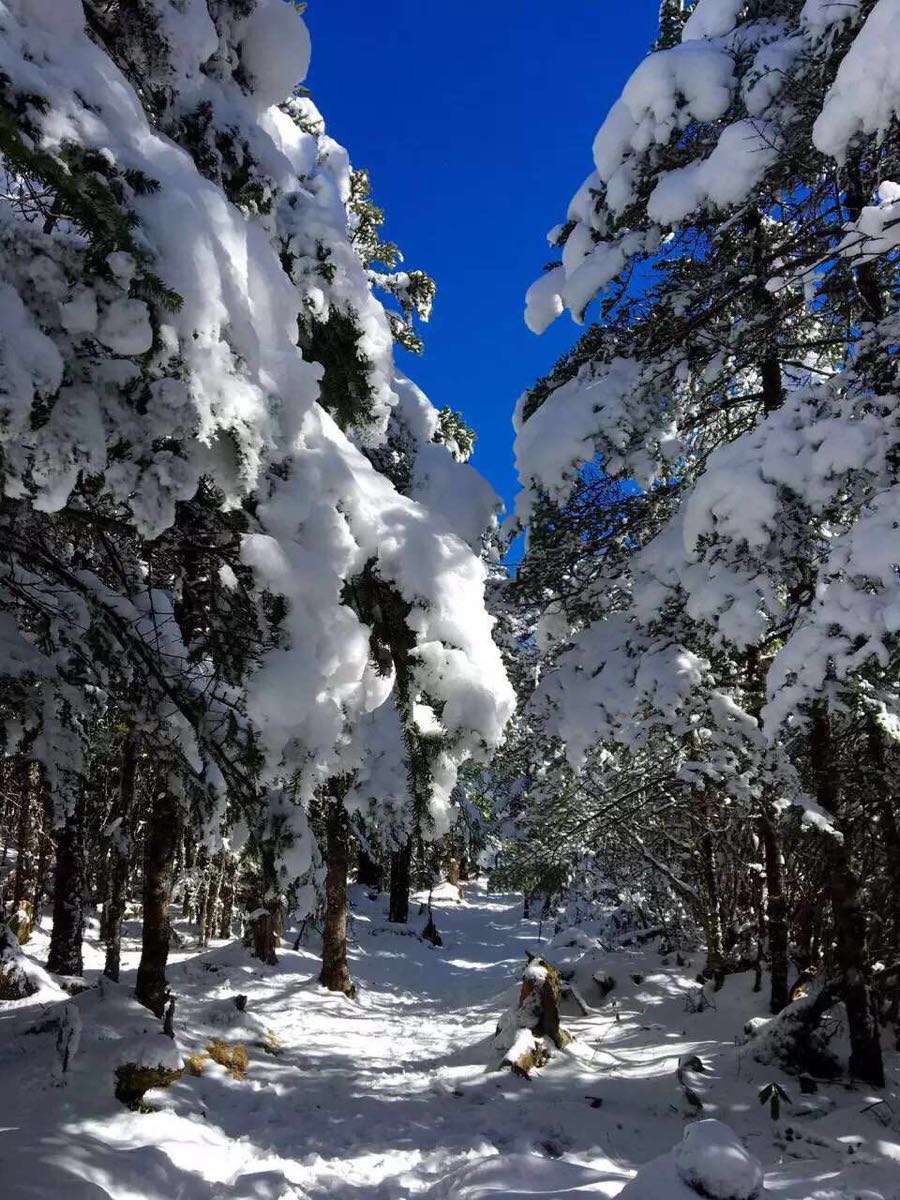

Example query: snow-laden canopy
[0,0,514,869]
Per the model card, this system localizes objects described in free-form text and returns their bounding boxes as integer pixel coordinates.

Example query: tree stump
[494,953,571,1078]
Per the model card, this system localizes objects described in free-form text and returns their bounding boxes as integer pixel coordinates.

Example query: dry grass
[184,1052,207,1077]
[205,1039,250,1078]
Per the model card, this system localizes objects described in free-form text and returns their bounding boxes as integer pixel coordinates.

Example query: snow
[523,28,742,329]
[0,0,513,874]
[837,180,900,262]
[592,41,735,209]
[647,120,780,225]
[96,299,154,357]
[675,1120,763,1199]
[813,0,900,160]
[682,0,746,42]
[514,357,646,521]
[801,0,861,36]
[3,886,899,1199]
[19,0,83,35]
[524,267,565,335]
[240,0,312,109]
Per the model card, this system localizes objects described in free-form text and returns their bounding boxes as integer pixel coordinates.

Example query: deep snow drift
[1,883,898,1198]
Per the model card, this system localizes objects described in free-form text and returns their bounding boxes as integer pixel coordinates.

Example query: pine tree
[513,0,900,1083]
[0,1,513,1004]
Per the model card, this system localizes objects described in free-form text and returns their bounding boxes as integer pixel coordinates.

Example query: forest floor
[1,881,899,1198]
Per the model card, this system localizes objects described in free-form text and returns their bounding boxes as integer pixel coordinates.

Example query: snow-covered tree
[512,0,900,1084]
[0,0,513,1007]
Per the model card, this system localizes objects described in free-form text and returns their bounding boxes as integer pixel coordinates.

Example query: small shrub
[759,1080,791,1121]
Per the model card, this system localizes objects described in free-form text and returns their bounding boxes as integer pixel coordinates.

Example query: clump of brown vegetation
[184,1039,250,1079]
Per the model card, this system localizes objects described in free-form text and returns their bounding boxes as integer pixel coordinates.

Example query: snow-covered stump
[744,982,843,1080]
[618,1119,764,1200]
[7,901,35,946]
[494,954,571,1077]
[500,1028,549,1078]
[0,923,58,1000]
[114,1035,185,1111]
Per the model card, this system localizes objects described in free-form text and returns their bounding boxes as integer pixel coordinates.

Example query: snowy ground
[1,882,899,1198]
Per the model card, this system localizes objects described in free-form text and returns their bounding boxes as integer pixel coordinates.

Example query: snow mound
[0,923,65,1004]
[676,1120,763,1199]
[620,1120,763,1199]
[429,881,463,904]
[220,1172,310,1200]
[425,1152,622,1197]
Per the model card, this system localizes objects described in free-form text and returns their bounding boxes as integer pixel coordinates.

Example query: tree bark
[356,845,383,890]
[31,821,51,930]
[218,854,235,939]
[760,811,789,1014]
[10,758,41,943]
[697,823,724,985]
[135,780,181,1016]
[319,798,354,995]
[809,705,884,1086]
[47,790,87,977]
[202,851,224,945]
[866,717,900,952]
[388,838,412,924]
[103,729,139,982]
[194,847,210,939]
[181,831,195,918]
[251,844,280,966]
[11,760,36,909]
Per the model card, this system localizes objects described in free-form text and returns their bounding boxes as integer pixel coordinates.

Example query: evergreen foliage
[0,0,512,1006]
[506,0,900,1087]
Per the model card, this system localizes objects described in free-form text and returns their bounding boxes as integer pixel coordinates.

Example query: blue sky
[305,1,658,512]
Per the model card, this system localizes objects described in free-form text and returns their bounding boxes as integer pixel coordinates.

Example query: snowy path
[0,884,624,1199]
[2,883,900,1198]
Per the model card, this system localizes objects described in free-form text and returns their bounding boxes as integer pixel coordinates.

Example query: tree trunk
[11,760,36,909]
[218,854,235,939]
[251,844,280,966]
[809,706,884,1086]
[356,846,383,890]
[103,849,130,983]
[252,909,279,965]
[458,849,471,882]
[103,729,139,982]
[866,718,900,952]
[202,851,224,945]
[31,821,51,930]
[760,811,789,1014]
[698,823,724,985]
[194,847,209,938]
[181,831,195,918]
[10,758,41,943]
[388,838,412,923]
[319,799,354,995]
[135,781,181,1016]
[47,791,87,978]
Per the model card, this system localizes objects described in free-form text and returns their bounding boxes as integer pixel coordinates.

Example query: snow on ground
[1,883,899,1198]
